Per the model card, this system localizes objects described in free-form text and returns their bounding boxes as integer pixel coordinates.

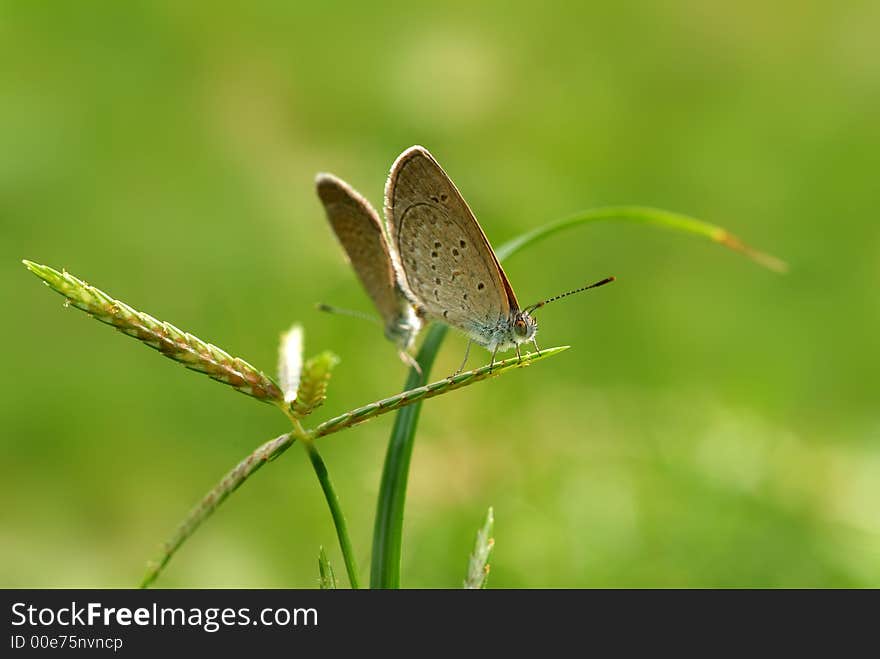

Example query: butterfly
[384,146,613,372]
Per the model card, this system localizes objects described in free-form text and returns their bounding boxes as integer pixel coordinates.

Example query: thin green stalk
[301,436,360,589]
[370,207,786,589]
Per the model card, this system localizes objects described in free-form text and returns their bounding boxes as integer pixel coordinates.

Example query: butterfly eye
[514,318,528,336]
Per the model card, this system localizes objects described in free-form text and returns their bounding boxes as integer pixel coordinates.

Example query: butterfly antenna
[524,276,616,313]
[316,303,382,327]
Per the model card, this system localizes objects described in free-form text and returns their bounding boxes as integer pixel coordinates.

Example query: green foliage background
[2,1,878,587]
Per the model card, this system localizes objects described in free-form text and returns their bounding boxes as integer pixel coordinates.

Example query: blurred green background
[2,0,878,587]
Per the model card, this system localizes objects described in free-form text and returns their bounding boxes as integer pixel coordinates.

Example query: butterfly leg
[489,345,499,373]
[453,340,473,377]
[516,344,522,363]
[398,350,423,376]
[531,338,542,357]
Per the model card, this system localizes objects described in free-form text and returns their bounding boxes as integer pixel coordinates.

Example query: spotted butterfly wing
[384,146,521,341]
[316,173,420,353]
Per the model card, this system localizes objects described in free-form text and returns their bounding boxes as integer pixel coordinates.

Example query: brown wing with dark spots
[384,146,516,330]
[316,173,404,326]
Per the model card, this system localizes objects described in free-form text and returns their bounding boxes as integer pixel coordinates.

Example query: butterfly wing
[316,173,405,328]
[384,146,519,335]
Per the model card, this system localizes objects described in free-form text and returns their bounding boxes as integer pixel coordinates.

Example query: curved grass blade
[141,432,295,588]
[464,506,495,589]
[370,207,786,588]
[23,260,284,403]
[495,206,788,272]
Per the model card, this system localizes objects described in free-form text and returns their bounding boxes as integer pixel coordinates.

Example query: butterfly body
[383,303,422,352]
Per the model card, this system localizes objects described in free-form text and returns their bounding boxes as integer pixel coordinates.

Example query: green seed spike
[141,432,296,588]
[22,260,283,403]
[464,506,495,589]
[314,346,569,437]
[318,546,338,590]
[292,351,341,419]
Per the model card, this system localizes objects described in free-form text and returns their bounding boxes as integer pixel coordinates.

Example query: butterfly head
[511,310,538,344]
